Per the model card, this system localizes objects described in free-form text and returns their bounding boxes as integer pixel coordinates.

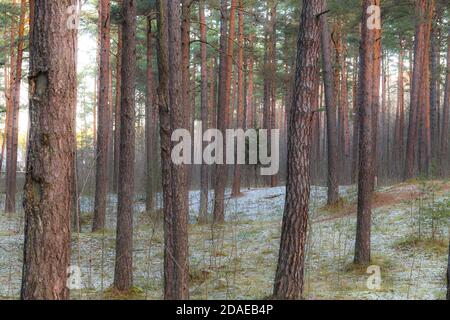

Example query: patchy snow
[0,182,448,300]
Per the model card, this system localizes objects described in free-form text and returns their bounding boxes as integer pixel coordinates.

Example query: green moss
[394,235,448,255]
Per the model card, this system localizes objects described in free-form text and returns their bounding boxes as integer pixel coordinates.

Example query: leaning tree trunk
[320,9,340,206]
[354,0,377,266]
[21,0,77,300]
[113,0,136,292]
[273,0,323,300]
[93,0,111,232]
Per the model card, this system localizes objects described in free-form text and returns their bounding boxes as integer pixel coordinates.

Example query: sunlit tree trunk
[395,38,405,176]
[5,0,25,213]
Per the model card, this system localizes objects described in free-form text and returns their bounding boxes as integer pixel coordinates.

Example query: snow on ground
[0,182,448,300]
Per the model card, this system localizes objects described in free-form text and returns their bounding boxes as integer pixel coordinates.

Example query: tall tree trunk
[157,0,190,300]
[371,3,381,189]
[145,16,155,213]
[429,8,440,167]
[320,12,340,205]
[395,38,405,176]
[381,53,387,174]
[332,22,343,182]
[405,0,428,180]
[246,33,254,129]
[213,0,237,223]
[5,0,17,213]
[113,25,122,193]
[209,59,217,130]
[6,0,26,213]
[231,0,245,197]
[273,0,323,300]
[354,0,377,266]
[341,44,350,163]
[93,0,111,232]
[351,56,359,184]
[441,28,450,166]
[418,0,433,176]
[21,0,77,300]
[181,0,190,130]
[93,78,97,145]
[181,0,192,186]
[113,0,136,292]
[268,0,278,187]
[198,0,209,223]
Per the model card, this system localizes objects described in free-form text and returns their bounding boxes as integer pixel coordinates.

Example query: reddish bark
[114,0,136,292]
[273,0,324,300]
[21,0,77,300]
[213,0,237,223]
[354,0,377,266]
[113,25,122,193]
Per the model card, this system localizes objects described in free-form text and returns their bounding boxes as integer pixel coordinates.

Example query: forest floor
[0,179,448,300]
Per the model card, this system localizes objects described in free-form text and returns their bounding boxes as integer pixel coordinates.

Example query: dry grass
[394,236,448,255]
